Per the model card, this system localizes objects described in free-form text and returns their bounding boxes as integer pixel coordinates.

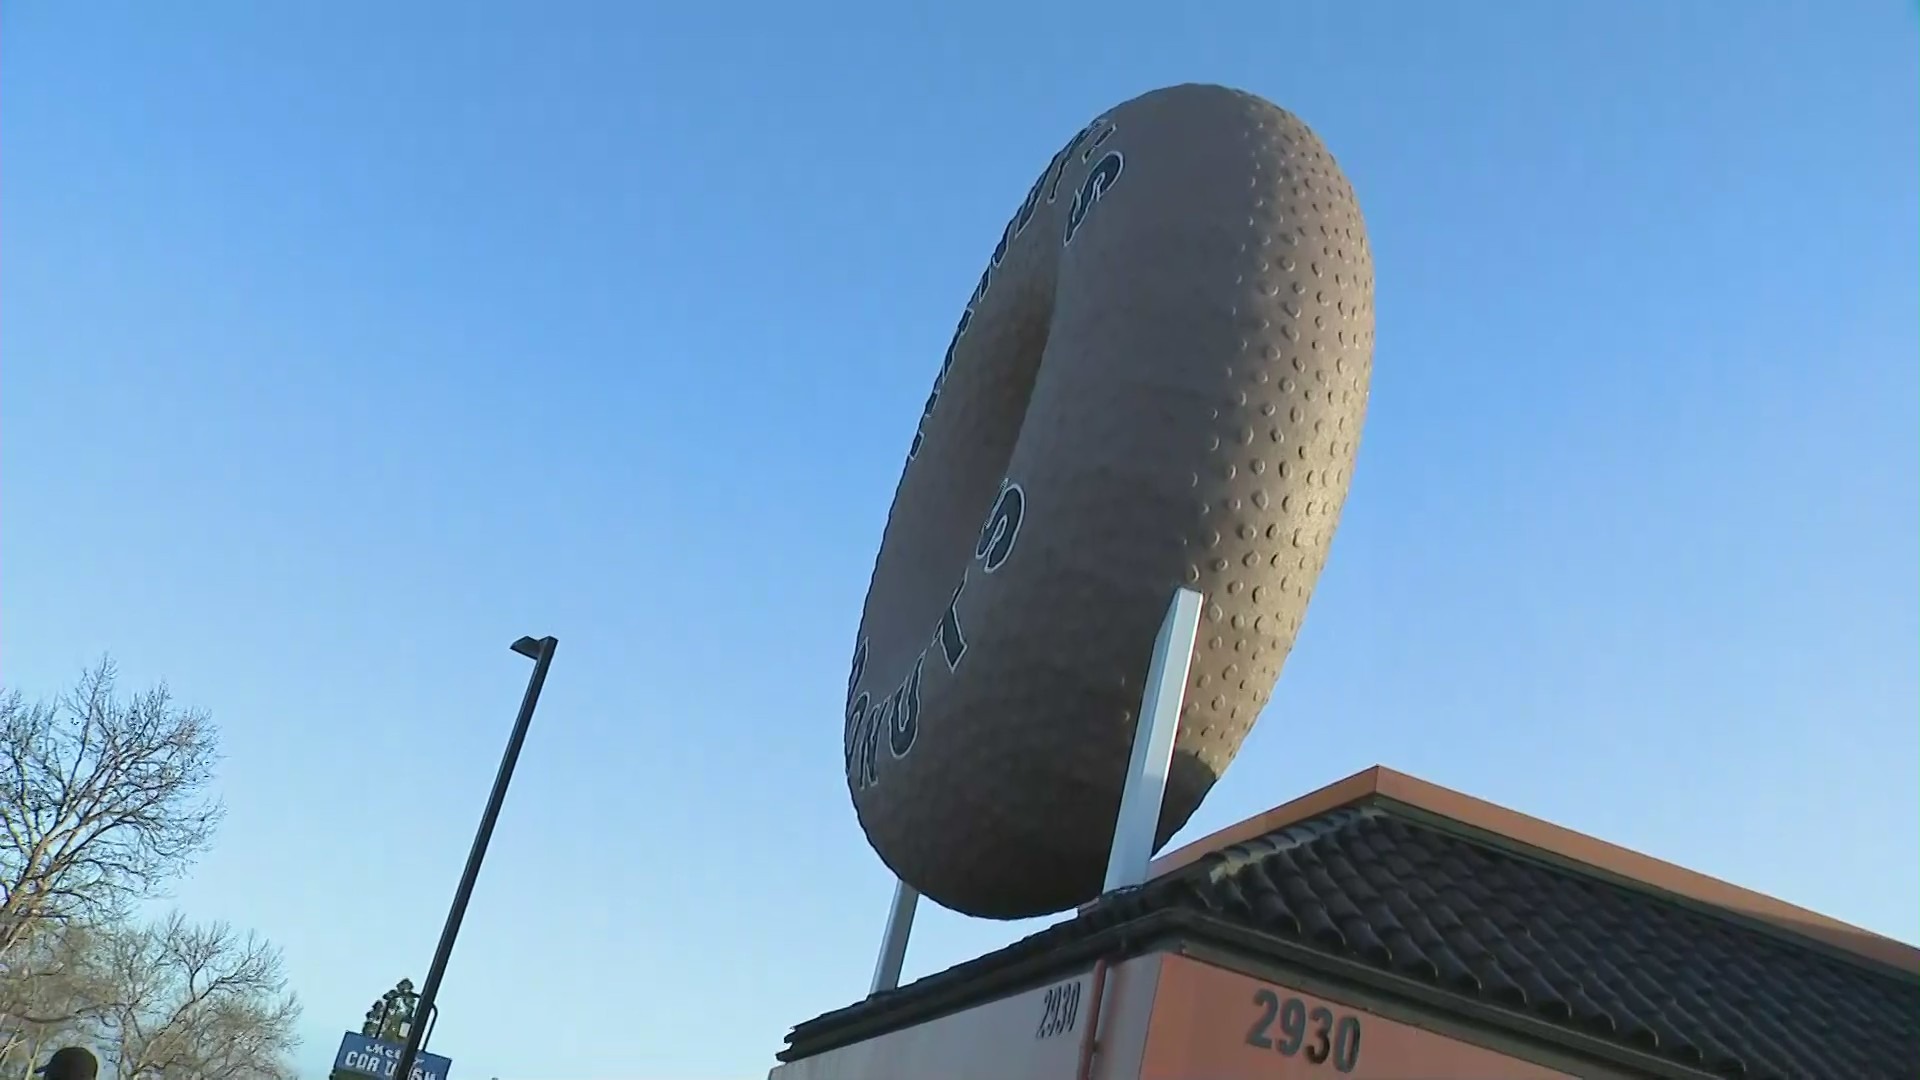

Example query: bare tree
[0,921,112,1071]
[0,659,225,955]
[88,913,302,1080]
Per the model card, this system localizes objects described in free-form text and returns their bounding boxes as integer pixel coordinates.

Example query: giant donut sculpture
[843,83,1375,920]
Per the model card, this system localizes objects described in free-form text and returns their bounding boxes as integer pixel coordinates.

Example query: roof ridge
[1187,804,1384,880]
[1142,765,1920,975]
[1173,796,1919,990]
[1364,795,1920,985]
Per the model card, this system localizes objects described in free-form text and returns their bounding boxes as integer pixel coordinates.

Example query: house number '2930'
[1245,986,1362,1073]
[1035,979,1083,1040]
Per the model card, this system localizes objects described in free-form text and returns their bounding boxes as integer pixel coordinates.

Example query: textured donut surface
[843,83,1375,919]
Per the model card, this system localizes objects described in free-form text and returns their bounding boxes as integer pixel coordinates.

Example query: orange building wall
[1138,955,1577,1080]
[771,950,1587,1080]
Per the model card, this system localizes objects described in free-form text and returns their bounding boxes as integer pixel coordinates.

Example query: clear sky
[6,3,1916,1079]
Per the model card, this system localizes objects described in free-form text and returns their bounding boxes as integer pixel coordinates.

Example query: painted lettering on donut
[975,481,1026,574]
[944,309,973,373]
[843,637,869,765]
[908,308,973,462]
[857,696,882,789]
[969,266,994,311]
[888,656,924,758]
[905,117,1119,467]
[845,689,880,790]
[1064,151,1125,247]
[936,575,969,672]
[1046,118,1114,202]
[847,582,960,789]
[1011,166,1049,240]
[847,639,868,708]
[844,692,868,772]
[1009,116,1103,246]
[845,479,1033,790]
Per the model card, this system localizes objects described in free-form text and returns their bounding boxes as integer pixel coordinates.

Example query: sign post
[333,1031,454,1080]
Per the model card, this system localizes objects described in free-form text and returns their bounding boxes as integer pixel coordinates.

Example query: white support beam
[1102,587,1204,893]
[865,586,1204,997]
[869,878,919,995]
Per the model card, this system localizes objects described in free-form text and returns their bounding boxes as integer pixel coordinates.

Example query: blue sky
[5,3,1916,1078]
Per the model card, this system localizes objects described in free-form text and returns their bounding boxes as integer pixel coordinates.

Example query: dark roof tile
[785,801,1920,1078]
[1152,805,1919,1078]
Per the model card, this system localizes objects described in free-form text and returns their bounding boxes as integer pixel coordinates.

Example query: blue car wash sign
[333,1032,454,1080]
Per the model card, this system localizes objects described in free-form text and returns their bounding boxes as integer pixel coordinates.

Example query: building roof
[783,767,1920,1079]
[1146,766,1920,973]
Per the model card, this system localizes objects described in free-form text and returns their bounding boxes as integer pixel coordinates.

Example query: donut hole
[874,280,1052,669]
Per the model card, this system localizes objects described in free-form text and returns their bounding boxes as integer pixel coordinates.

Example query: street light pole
[393,635,557,1080]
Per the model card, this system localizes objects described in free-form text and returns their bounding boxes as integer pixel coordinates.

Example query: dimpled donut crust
[842,83,1375,919]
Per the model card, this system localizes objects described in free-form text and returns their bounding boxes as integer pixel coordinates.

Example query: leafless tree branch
[62,914,301,1080]
[0,659,226,958]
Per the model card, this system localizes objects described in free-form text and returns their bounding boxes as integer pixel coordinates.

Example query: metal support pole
[393,635,557,1080]
[862,588,1202,996]
[1102,588,1203,893]
[869,879,920,995]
